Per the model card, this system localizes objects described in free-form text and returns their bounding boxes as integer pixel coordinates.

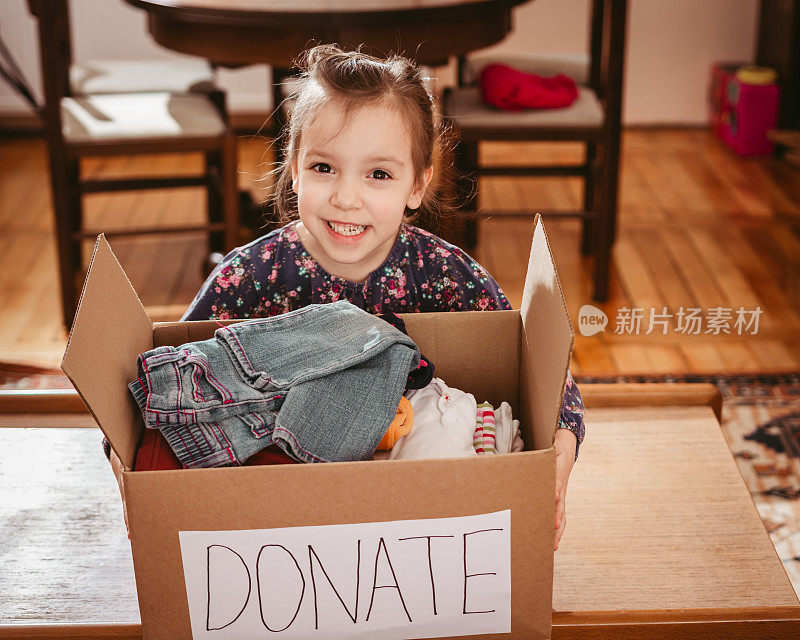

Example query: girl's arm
[558,370,585,460]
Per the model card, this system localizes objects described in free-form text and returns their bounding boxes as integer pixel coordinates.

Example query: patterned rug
[576,372,800,596]
[3,365,800,596]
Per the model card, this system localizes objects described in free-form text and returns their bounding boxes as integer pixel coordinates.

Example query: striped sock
[476,402,497,454]
[473,403,486,453]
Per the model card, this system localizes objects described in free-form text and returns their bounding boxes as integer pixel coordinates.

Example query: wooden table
[1,385,799,639]
[124,0,530,68]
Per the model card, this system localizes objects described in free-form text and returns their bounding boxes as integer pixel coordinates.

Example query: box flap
[519,215,575,450]
[61,235,152,469]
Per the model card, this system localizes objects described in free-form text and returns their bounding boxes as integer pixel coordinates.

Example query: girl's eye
[370,169,392,180]
[311,163,333,174]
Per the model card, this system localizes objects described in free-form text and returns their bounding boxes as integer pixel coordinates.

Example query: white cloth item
[511,428,524,453]
[493,402,524,454]
[61,92,226,142]
[389,378,478,460]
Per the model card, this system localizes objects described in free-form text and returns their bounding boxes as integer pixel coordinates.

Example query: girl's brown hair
[272,44,453,224]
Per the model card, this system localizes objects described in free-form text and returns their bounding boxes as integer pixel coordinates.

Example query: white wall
[0,0,760,125]
[476,0,761,125]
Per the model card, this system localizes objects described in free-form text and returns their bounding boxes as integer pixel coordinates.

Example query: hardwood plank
[617,155,663,223]
[685,227,763,310]
[746,162,800,216]
[0,235,45,312]
[608,343,652,373]
[0,141,45,232]
[644,344,689,374]
[628,152,685,211]
[719,222,800,326]
[751,339,800,370]
[660,228,729,308]
[679,151,741,215]
[702,144,773,217]
[572,337,617,375]
[767,223,800,273]
[0,235,59,345]
[680,342,727,373]
[629,229,697,311]
[654,151,715,214]
[612,234,662,309]
[750,223,800,296]
[518,176,577,211]
[717,341,762,373]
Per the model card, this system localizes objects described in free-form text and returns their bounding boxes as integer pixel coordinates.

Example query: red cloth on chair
[134,428,298,471]
[479,63,579,111]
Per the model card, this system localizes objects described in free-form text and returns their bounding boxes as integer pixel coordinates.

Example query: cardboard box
[62,215,573,640]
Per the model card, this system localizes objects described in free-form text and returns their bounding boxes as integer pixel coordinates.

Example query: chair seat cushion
[445,86,604,131]
[61,92,226,143]
[465,52,591,86]
[70,59,216,95]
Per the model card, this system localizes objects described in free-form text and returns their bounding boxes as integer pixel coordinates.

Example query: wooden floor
[0,129,798,375]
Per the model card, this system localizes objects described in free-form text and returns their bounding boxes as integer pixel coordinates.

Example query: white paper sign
[179,510,511,640]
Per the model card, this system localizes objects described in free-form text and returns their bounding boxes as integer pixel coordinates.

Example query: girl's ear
[406,166,434,210]
[291,157,299,194]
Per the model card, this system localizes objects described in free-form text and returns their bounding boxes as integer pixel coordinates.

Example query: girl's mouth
[327,221,367,236]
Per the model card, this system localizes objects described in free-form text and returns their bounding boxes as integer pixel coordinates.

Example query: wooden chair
[28,0,240,329]
[443,0,627,302]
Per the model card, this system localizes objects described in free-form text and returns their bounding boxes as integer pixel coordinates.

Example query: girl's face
[291,100,432,282]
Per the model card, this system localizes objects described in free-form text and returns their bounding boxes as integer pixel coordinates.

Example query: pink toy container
[721,79,780,155]
[708,62,743,138]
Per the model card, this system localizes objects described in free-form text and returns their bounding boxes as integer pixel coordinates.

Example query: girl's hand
[553,428,577,551]
[108,448,131,539]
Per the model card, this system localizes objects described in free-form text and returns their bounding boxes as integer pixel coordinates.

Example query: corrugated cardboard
[62,215,573,640]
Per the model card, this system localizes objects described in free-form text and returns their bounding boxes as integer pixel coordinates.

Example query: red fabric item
[134,427,182,470]
[245,445,299,466]
[134,428,298,471]
[479,63,579,111]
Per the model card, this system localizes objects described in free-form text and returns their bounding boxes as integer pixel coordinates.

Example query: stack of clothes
[130,301,522,471]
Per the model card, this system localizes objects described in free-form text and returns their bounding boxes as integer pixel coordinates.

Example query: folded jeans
[129,301,420,466]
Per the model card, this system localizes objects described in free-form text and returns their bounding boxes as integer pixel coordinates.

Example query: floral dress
[183,222,585,453]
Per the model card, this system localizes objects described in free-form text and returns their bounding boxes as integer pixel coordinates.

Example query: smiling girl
[182,45,585,549]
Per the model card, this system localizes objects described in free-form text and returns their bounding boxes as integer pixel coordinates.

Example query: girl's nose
[330,177,362,211]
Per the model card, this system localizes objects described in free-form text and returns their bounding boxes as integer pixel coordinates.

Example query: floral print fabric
[182,221,585,454]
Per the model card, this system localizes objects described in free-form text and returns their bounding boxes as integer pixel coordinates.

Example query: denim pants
[129,301,420,467]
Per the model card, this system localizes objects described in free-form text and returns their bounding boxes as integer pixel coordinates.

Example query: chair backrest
[27,0,72,146]
[588,0,604,94]
[458,0,626,106]
[595,0,627,127]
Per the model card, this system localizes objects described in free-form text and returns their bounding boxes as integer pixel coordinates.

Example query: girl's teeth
[328,221,366,236]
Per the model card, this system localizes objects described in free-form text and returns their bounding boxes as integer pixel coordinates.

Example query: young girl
[182,45,584,549]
